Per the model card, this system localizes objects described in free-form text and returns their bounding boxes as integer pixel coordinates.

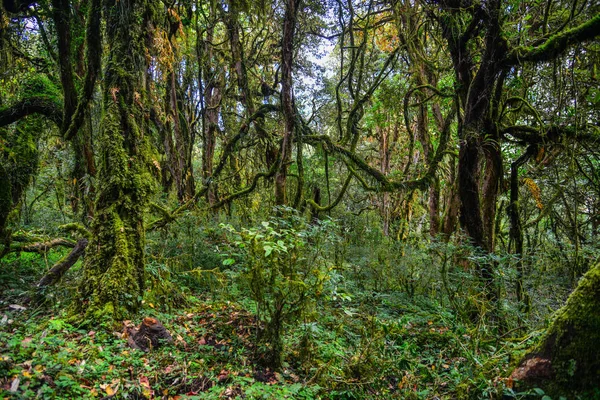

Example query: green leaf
[264,245,273,257]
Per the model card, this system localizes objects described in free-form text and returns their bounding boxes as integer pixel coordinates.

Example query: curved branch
[0,96,63,128]
[303,105,455,194]
[507,13,600,64]
[210,159,280,210]
[501,124,600,144]
[146,104,280,230]
[306,173,353,212]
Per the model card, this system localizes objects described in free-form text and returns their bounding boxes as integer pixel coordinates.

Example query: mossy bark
[0,120,40,250]
[512,261,600,394]
[75,0,155,322]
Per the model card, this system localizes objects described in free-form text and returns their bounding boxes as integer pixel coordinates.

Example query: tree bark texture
[274,0,300,206]
[75,0,156,321]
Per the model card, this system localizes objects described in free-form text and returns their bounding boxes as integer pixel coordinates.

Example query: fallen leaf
[217,369,230,382]
[10,377,20,392]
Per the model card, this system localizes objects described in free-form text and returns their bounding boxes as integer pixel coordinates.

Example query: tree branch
[37,238,88,287]
[507,13,600,64]
[0,96,63,128]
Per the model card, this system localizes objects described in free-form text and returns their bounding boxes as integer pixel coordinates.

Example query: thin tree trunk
[275,0,300,206]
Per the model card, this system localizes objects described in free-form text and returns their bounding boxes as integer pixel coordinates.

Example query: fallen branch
[36,238,88,287]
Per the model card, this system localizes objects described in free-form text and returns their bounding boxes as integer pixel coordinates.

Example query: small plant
[222,207,339,369]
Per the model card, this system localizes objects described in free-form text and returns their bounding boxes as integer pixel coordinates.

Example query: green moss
[73,0,158,323]
[21,75,62,102]
[518,262,600,395]
[0,119,41,239]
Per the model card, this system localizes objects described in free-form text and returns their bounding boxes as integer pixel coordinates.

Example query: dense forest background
[1,0,599,398]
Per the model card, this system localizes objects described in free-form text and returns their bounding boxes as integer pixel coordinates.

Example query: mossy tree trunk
[0,120,40,253]
[274,0,300,206]
[511,261,600,394]
[75,0,156,321]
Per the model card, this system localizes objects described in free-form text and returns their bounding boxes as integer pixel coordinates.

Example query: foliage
[222,207,339,369]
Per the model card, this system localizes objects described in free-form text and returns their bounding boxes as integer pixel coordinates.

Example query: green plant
[222,208,339,369]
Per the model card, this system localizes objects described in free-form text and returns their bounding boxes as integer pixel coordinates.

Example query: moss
[73,0,158,323]
[21,75,62,103]
[515,262,600,395]
[0,119,40,239]
[0,161,12,237]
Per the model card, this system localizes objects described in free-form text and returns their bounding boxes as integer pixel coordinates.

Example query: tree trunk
[509,146,536,310]
[274,0,300,206]
[75,0,155,321]
[200,4,221,206]
[511,261,600,394]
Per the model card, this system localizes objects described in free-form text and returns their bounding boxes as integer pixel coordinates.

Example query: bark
[75,0,156,321]
[379,125,391,236]
[274,0,300,206]
[10,238,75,253]
[509,146,536,308]
[511,261,600,394]
[0,96,63,128]
[62,0,102,141]
[37,238,88,287]
[51,0,77,133]
[199,3,221,205]
[481,144,502,251]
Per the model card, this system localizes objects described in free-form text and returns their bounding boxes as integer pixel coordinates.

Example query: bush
[222,207,339,369]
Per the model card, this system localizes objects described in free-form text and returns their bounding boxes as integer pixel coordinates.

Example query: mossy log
[37,238,88,287]
[510,261,600,394]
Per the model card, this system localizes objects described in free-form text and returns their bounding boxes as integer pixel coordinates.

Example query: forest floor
[0,292,542,399]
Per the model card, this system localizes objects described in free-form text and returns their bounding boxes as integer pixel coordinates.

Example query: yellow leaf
[22,371,32,378]
[105,386,114,396]
[149,303,155,308]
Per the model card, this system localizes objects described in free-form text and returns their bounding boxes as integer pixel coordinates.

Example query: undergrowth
[1,210,596,399]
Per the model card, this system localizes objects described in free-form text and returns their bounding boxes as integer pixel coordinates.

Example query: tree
[74,0,157,320]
